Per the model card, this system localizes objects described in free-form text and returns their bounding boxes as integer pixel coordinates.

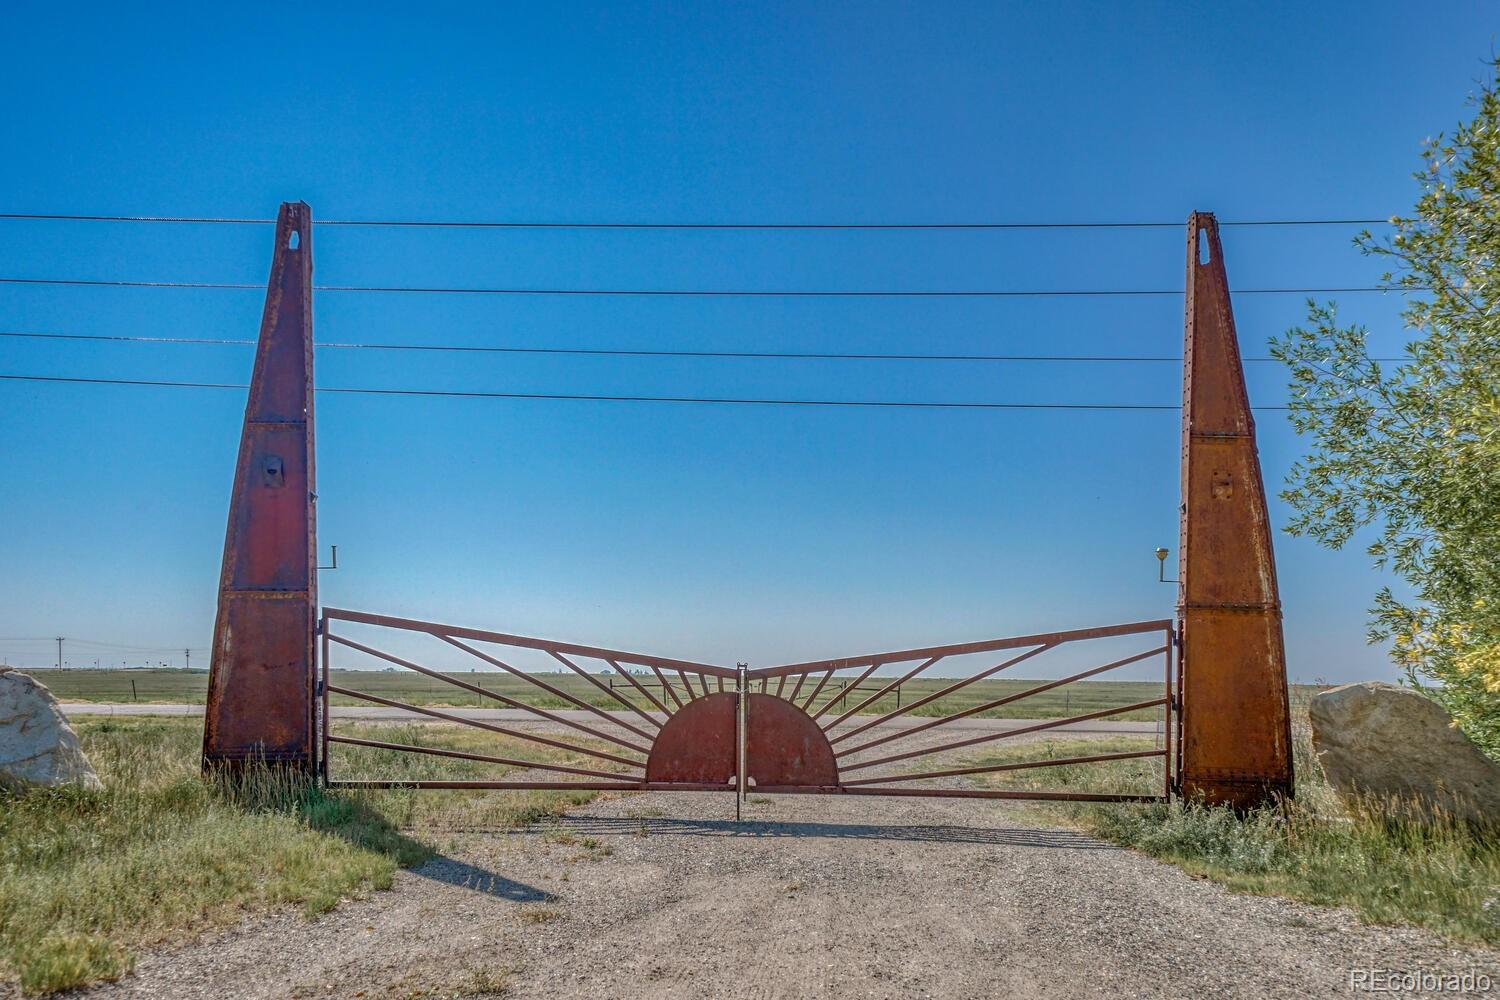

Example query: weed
[0,716,609,994]
[517,906,562,925]
[969,727,1500,946]
[457,965,510,996]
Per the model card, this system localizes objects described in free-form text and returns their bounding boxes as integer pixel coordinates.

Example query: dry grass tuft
[0,716,612,994]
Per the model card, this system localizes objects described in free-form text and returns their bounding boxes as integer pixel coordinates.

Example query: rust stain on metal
[646,692,737,784]
[743,693,838,787]
[251,215,1311,807]
[203,202,317,769]
[319,610,1175,802]
[1177,211,1294,808]
[569,690,839,787]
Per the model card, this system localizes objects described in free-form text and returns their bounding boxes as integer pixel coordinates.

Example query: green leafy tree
[1270,61,1500,756]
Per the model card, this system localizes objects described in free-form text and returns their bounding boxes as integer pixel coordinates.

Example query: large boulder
[0,667,102,791]
[1309,681,1499,824]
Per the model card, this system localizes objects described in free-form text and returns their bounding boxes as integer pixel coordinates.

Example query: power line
[0,372,1293,411]
[0,276,1416,297]
[0,330,1407,364]
[0,635,207,652]
[67,638,209,652]
[0,212,1396,230]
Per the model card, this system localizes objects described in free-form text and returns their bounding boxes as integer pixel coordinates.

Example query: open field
[21,668,1330,724]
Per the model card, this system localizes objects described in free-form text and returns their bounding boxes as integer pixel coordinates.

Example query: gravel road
[64,782,1500,999]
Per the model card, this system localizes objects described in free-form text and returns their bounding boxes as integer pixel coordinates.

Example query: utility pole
[56,637,64,670]
[184,649,191,670]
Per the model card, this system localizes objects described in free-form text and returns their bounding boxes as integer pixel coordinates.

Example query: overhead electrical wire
[0,276,1417,297]
[0,330,1407,364]
[0,209,1404,412]
[0,372,1295,411]
[0,212,1395,230]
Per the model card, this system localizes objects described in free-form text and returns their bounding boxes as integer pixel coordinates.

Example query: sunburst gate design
[203,203,1293,810]
[318,608,1176,803]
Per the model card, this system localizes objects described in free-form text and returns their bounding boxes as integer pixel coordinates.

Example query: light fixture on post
[1155,547,1177,584]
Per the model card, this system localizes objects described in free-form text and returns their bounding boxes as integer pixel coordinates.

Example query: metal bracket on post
[1177,212,1294,808]
[203,202,318,771]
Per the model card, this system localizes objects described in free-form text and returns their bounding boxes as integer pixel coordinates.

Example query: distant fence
[608,675,903,710]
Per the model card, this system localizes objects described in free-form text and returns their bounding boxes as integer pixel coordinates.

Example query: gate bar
[645,662,686,710]
[330,780,731,791]
[754,787,1164,803]
[821,655,939,731]
[839,748,1168,787]
[737,663,747,819]
[322,606,736,677]
[330,779,649,791]
[798,669,837,712]
[1163,622,1174,800]
[809,659,882,719]
[787,670,810,704]
[840,697,1169,772]
[751,619,1171,679]
[836,645,1168,758]
[325,684,646,768]
[442,636,657,743]
[830,644,1054,745]
[548,650,662,732]
[320,616,330,780]
[608,658,672,716]
[328,734,632,782]
[329,632,652,753]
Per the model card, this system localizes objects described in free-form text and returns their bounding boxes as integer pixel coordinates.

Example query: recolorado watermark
[1350,969,1493,994]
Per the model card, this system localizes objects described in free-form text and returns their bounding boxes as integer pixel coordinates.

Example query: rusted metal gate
[205,203,1293,809]
[320,609,1175,803]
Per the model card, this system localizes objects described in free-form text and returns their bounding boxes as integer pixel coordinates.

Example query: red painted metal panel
[1177,212,1294,807]
[744,693,838,787]
[203,202,317,768]
[643,691,838,788]
[646,692,738,784]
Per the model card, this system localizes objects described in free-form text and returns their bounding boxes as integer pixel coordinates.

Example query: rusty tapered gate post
[203,202,318,769]
[1177,212,1294,808]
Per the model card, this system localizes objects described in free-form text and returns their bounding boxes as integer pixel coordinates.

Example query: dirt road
[72,788,1500,999]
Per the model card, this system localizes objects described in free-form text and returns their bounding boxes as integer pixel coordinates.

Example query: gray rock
[1309,681,1499,824]
[0,667,102,791]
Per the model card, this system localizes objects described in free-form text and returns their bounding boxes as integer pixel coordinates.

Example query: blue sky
[0,2,1492,680]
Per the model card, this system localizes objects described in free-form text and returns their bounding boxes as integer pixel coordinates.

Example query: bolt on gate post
[1176,212,1294,808]
[202,202,319,771]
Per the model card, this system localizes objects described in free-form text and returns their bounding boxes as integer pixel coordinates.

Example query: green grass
[970,717,1500,946]
[965,734,1168,797]
[0,716,612,995]
[26,667,1300,723]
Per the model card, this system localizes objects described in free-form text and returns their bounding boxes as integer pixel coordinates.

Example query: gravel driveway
[66,785,1500,1000]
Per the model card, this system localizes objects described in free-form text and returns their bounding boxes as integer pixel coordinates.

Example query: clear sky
[0,2,1493,680]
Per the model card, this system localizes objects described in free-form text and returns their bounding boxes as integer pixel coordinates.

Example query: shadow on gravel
[412,856,556,901]
[529,816,1116,849]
